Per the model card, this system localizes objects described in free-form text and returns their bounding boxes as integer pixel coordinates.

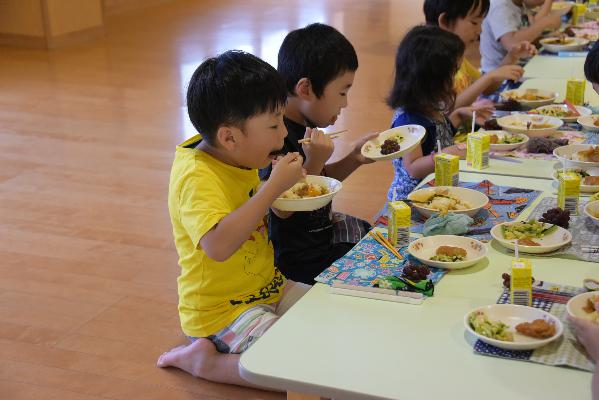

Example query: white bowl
[577,115,599,132]
[500,89,558,109]
[407,186,489,218]
[497,114,563,137]
[272,175,341,212]
[540,37,589,53]
[361,125,426,161]
[566,292,599,323]
[465,304,563,351]
[551,168,599,193]
[584,200,599,228]
[490,222,572,254]
[532,104,592,122]
[553,144,599,168]
[484,130,529,151]
[407,235,487,270]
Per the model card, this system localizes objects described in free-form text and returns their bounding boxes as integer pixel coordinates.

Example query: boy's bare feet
[156,338,217,378]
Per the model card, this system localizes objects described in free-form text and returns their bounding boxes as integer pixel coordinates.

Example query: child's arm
[402,140,465,180]
[500,41,537,68]
[324,133,378,181]
[499,11,566,51]
[448,105,494,128]
[454,65,524,109]
[301,128,334,175]
[200,153,305,262]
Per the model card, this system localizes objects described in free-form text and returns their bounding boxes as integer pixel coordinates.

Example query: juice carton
[467,132,490,170]
[387,201,411,251]
[510,258,532,307]
[434,153,459,186]
[572,3,587,25]
[566,78,586,106]
[558,171,581,215]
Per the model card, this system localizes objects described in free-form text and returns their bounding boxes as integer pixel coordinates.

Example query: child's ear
[215,125,237,151]
[438,12,450,30]
[294,77,313,100]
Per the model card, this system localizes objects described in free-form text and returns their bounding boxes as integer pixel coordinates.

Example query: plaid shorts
[188,280,310,354]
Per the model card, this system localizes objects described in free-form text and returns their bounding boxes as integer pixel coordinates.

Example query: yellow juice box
[510,258,532,307]
[566,78,586,106]
[557,171,581,215]
[572,3,587,25]
[387,201,411,250]
[467,132,490,170]
[434,153,459,186]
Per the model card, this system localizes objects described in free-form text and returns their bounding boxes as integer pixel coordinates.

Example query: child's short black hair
[278,23,358,98]
[424,0,489,26]
[186,50,286,145]
[585,41,599,84]
[387,25,464,115]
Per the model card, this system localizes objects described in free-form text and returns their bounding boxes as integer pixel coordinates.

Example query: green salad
[497,135,524,144]
[501,219,557,240]
[556,170,590,179]
[469,311,514,342]
[430,254,465,262]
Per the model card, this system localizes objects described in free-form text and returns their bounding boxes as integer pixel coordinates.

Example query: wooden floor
[0,0,423,398]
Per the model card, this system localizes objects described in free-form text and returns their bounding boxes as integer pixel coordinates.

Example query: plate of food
[551,167,599,193]
[360,125,426,161]
[567,292,599,323]
[551,1,574,11]
[499,88,558,109]
[577,115,599,132]
[465,304,563,351]
[485,130,529,151]
[584,200,599,228]
[530,104,592,122]
[407,235,487,269]
[406,186,489,218]
[539,36,589,53]
[490,220,572,254]
[272,175,341,212]
[497,114,563,137]
[554,144,599,168]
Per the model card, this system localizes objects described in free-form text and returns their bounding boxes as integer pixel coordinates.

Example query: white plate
[490,222,572,254]
[577,115,599,132]
[566,292,599,323]
[532,104,592,122]
[407,186,489,218]
[500,88,558,109]
[540,37,589,53]
[407,235,487,270]
[465,304,563,351]
[484,130,529,151]
[551,167,599,193]
[272,175,341,212]
[584,200,599,228]
[553,144,599,168]
[361,125,426,161]
[497,114,563,137]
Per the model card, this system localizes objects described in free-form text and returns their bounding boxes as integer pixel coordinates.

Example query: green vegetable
[469,311,514,342]
[430,254,465,262]
[501,219,554,240]
[497,135,524,144]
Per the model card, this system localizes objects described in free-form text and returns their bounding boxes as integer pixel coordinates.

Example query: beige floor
[0,0,424,398]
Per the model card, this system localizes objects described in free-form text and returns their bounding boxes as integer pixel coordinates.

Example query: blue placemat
[375,180,542,241]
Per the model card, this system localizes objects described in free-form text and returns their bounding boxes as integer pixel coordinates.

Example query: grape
[402,262,430,281]
[380,139,400,155]
[538,207,570,229]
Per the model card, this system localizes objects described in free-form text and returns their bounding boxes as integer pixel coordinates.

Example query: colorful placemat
[473,283,594,372]
[314,229,446,296]
[375,180,542,241]
[524,197,599,263]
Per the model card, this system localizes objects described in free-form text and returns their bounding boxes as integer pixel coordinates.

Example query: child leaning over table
[568,305,599,400]
[480,0,569,74]
[386,25,493,202]
[157,50,312,389]
[259,23,377,285]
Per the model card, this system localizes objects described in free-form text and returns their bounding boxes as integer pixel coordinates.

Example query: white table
[460,158,555,179]
[523,55,586,79]
[240,173,597,400]
[519,77,599,106]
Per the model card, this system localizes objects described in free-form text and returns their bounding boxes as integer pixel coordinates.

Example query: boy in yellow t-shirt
[157,50,310,388]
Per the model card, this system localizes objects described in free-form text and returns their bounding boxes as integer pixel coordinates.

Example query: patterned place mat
[473,284,594,372]
[314,229,446,297]
[375,180,542,241]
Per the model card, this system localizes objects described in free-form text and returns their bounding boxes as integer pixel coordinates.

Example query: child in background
[480,0,568,73]
[157,50,311,388]
[260,23,376,284]
[424,0,537,108]
[568,309,599,400]
[585,40,599,96]
[386,25,493,201]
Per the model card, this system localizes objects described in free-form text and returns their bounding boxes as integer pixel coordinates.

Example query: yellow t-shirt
[454,58,482,94]
[168,134,285,338]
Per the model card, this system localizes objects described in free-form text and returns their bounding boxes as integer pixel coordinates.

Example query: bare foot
[156,338,217,378]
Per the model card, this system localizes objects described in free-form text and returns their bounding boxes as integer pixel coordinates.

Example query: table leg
[286,391,329,400]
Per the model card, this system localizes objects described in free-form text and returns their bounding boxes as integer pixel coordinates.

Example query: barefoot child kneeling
[157,50,311,388]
